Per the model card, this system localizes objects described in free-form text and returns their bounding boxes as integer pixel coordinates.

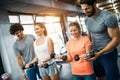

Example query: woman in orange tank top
[63,22,96,80]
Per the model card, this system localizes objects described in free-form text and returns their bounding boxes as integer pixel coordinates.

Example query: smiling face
[34,25,44,36]
[15,30,24,40]
[34,23,47,37]
[69,25,81,38]
[81,4,96,17]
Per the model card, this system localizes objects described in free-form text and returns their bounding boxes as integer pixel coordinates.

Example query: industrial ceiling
[0,0,119,15]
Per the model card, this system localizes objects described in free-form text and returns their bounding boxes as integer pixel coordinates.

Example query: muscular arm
[87,27,120,61]
[98,27,120,55]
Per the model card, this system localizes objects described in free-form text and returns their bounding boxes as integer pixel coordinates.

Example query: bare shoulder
[47,37,53,43]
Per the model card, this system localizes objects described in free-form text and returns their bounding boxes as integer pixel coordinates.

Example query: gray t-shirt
[85,9,118,53]
[14,34,35,64]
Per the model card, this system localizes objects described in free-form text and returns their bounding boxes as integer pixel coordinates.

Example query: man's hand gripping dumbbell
[22,62,38,70]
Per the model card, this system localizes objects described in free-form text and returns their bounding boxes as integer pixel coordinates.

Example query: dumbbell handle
[74,51,95,61]
[80,51,95,58]
[42,60,56,68]
[79,53,89,58]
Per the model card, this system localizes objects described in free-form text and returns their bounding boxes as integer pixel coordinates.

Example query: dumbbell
[41,63,49,68]
[22,65,26,70]
[41,60,57,69]
[29,62,38,67]
[50,53,56,59]
[22,62,38,70]
[41,55,67,68]
[61,55,67,61]
[50,53,67,61]
[74,51,95,61]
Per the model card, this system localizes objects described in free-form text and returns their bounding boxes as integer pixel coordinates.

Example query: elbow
[114,38,120,46]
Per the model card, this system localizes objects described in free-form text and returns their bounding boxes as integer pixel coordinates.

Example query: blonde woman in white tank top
[28,23,59,80]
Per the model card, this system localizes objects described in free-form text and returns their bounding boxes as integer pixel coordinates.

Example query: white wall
[0,10,24,80]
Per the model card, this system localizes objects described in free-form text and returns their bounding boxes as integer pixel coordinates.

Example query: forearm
[30,55,38,64]
[42,57,51,63]
[16,56,24,68]
[16,56,25,74]
[98,38,120,56]
[16,55,28,79]
[65,58,72,62]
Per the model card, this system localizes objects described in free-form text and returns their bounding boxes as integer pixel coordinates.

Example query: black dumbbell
[41,60,57,69]
[74,54,80,61]
[29,62,38,68]
[61,55,67,61]
[22,62,38,70]
[41,63,49,68]
[74,51,95,61]
[50,53,56,59]
[50,53,68,61]
[22,65,26,70]
[29,64,34,68]
[89,51,95,57]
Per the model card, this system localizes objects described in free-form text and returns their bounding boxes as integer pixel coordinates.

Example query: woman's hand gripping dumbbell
[74,51,95,61]
[38,52,68,69]
[52,52,68,61]
[37,53,60,69]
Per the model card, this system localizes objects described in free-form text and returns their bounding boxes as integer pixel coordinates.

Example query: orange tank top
[66,36,94,75]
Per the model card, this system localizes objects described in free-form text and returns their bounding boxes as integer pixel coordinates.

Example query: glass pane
[36,16,60,23]
[45,23,55,34]
[22,25,37,38]
[9,15,19,23]
[53,23,62,32]
[79,17,88,33]
[36,16,45,22]
[45,23,64,54]
[53,17,60,22]
[45,16,54,23]
[20,15,34,24]
[45,16,60,23]
[67,16,77,22]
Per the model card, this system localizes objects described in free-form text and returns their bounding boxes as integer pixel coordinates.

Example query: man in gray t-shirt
[9,23,40,80]
[79,0,120,80]
[14,34,35,65]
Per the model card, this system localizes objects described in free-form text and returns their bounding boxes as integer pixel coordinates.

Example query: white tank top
[34,37,50,62]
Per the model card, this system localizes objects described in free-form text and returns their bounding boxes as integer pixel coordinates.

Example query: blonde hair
[34,22,47,36]
[69,22,81,31]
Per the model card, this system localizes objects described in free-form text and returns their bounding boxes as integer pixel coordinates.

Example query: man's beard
[87,6,95,17]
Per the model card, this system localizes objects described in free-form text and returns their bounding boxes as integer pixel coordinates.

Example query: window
[36,16,64,54]
[20,15,34,24]
[9,14,65,54]
[9,15,19,23]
